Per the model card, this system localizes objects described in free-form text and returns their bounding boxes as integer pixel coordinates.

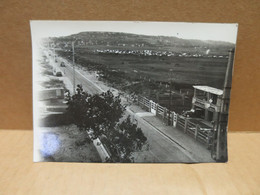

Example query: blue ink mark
[40,133,60,157]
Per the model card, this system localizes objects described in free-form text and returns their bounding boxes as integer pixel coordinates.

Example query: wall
[0,0,259,131]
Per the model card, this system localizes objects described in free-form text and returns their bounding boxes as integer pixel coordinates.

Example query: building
[192,85,224,122]
[38,88,67,115]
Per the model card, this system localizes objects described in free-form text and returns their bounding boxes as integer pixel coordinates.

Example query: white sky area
[31,21,238,44]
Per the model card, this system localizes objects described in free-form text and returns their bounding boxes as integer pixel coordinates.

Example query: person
[64,90,71,103]
[76,84,83,94]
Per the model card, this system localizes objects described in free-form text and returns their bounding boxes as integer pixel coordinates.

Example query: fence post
[207,129,212,149]
[195,124,199,139]
[171,112,174,127]
[184,118,188,133]
[149,100,152,112]
[163,107,167,120]
[172,111,176,127]
[173,113,178,127]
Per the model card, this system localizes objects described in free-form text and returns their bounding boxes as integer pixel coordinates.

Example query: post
[53,47,56,62]
[168,86,172,125]
[163,107,167,120]
[173,112,177,127]
[72,41,76,94]
[168,105,171,125]
[195,124,199,139]
[171,111,174,127]
[207,123,215,149]
[184,118,188,133]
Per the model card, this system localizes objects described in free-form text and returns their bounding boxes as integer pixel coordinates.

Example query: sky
[30,21,238,44]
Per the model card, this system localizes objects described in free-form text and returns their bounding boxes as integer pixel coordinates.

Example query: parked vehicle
[53,67,62,77]
[181,108,204,118]
[56,71,62,76]
[60,62,66,67]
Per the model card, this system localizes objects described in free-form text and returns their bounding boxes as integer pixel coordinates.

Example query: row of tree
[65,85,147,162]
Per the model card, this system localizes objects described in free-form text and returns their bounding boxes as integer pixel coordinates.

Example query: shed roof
[38,88,64,101]
[193,85,223,95]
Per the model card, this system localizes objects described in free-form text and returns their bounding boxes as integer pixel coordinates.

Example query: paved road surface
[51,58,102,95]
[130,111,195,162]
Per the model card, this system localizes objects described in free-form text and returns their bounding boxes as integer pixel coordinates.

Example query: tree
[113,116,147,162]
[67,85,124,138]
[66,85,147,162]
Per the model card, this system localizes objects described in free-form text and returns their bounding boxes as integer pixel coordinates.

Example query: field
[57,46,228,89]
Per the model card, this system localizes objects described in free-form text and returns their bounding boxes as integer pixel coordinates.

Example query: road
[48,51,196,163]
[50,57,102,95]
[130,111,195,162]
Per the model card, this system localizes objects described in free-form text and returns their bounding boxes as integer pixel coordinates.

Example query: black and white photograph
[31,21,238,163]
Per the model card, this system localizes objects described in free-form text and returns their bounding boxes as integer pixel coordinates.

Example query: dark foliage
[66,86,147,162]
[67,85,124,138]
[103,116,147,162]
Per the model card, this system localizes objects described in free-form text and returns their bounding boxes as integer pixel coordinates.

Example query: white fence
[137,96,150,111]
[137,95,213,147]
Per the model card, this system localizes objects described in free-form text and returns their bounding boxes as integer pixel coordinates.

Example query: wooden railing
[176,114,212,145]
[137,95,213,147]
[156,104,165,119]
[138,96,150,111]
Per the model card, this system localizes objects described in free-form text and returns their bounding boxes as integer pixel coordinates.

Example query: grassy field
[57,47,228,90]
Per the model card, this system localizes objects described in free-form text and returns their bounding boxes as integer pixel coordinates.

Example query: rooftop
[193,85,223,95]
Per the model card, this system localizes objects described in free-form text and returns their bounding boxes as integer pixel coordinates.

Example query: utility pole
[215,48,234,162]
[168,86,172,125]
[48,41,50,51]
[53,46,56,62]
[168,71,173,125]
[72,41,76,94]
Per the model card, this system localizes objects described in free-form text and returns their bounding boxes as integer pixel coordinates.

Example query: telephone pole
[168,86,172,125]
[72,41,76,94]
[215,48,234,161]
[168,70,173,125]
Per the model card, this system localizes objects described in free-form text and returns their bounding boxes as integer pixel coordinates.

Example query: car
[56,71,62,77]
[60,62,65,67]
[53,68,62,77]
[182,108,204,118]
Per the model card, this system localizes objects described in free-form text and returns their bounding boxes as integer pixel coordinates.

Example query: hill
[50,31,234,55]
